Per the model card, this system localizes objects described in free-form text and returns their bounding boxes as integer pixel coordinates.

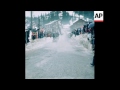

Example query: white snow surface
[25,24,94,79]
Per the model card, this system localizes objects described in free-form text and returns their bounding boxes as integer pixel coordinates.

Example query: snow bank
[71,34,92,50]
[25,37,53,52]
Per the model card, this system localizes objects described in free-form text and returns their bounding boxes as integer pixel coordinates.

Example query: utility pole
[25,17,27,43]
[25,30,27,44]
[30,11,33,40]
[38,16,40,38]
[31,11,32,30]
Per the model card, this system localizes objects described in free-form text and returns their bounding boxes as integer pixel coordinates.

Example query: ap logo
[94,11,104,22]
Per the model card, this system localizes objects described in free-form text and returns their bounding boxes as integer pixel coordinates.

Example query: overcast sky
[25,11,74,17]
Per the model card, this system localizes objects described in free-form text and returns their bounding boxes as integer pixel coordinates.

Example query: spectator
[91,38,95,66]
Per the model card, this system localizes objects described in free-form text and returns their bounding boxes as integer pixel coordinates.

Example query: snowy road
[25,25,94,79]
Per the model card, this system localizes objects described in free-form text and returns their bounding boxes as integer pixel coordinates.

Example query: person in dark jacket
[79,28,81,34]
[32,35,35,40]
[91,40,95,66]
[86,23,89,33]
[91,53,95,66]
[74,29,77,37]
[76,29,79,35]
[25,31,30,43]
[90,27,95,66]
[83,25,86,34]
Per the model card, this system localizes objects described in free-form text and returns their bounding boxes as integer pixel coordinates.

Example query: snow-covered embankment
[71,34,92,50]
